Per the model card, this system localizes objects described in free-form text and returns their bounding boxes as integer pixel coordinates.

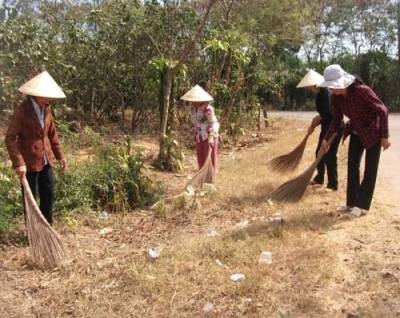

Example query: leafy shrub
[0,144,22,234]
[56,136,163,214]
[0,135,162,234]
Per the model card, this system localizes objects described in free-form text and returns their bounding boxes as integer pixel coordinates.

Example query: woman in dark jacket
[320,64,391,217]
[297,69,343,191]
[5,71,67,224]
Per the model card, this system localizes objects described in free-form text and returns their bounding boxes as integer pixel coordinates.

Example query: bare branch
[174,0,217,72]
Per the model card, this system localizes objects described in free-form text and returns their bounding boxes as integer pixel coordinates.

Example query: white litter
[269,214,284,225]
[185,185,195,196]
[235,220,249,228]
[203,302,214,313]
[230,273,245,282]
[215,259,224,267]
[206,228,219,237]
[99,227,113,236]
[148,247,161,259]
[99,211,108,220]
[258,251,273,265]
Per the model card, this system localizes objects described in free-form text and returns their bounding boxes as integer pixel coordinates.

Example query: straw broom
[150,148,214,213]
[21,176,66,268]
[268,133,337,202]
[268,130,312,173]
[185,146,214,191]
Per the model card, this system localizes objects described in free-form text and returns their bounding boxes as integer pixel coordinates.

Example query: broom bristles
[22,177,66,269]
[185,147,214,191]
[268,132,310,173]
[269,133,338,202]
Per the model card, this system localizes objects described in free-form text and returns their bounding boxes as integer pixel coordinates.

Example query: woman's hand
[15,165,26,182]
[308,115,321,134]
[320,139,330,153]
[59,159,67,170]
[381,138,391,151]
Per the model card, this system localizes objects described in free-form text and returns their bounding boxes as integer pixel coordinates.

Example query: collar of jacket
[23,97,50,129]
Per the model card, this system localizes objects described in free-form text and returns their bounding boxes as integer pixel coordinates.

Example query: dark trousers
[22,164,55,224]
[314,129,342,190]
[346,133,381,210]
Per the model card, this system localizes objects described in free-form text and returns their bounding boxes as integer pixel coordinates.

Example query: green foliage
[0,135,163,233]
[56,137,163,214]
[56,121,102,150]
[0,144,21,234]
[0,0,399,138]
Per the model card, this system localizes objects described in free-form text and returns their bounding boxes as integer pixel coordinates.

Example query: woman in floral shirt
[181,85,219,175]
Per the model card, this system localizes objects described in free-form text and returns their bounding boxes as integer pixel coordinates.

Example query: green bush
[0,144,22,234]
[0,137,163,234]
[56,136,163,214]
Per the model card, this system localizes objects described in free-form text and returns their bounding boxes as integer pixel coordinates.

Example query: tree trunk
[398,0,400,63]
[160,67,173,138]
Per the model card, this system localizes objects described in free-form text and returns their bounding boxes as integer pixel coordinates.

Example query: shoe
[309,180,323,186]
[348,207,368,218]
[336,205,352,213]
[327,185,338,191]
[325,187,337,193]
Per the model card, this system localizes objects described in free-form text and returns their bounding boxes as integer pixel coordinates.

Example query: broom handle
[315,133,338,162]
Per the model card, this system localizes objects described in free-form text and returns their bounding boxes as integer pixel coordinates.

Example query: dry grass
[1,119,399,317]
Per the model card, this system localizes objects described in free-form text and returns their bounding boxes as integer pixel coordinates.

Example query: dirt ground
[1,116,399,318]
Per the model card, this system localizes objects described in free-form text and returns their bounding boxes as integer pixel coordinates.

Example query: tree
[140,0,217,170]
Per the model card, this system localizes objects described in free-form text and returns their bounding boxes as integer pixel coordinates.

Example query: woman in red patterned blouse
[320,64,391,217]
[181,84,219,176]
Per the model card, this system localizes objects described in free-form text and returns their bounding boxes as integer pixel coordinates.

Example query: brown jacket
[5,98,65,172]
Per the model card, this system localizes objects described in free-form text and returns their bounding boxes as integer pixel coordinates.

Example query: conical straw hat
[296,69,324,88]
[181,85,213,102]
[18,71,66,98]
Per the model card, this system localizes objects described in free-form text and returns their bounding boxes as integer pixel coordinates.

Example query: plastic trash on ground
[148,247,161,259]
[215,259,224,267]
[185,185,195,197]
[230,273,245,282]
[278,308,293,317]
[206,228,219,237]
[99,227,113,236]
[203,302,214,313]
[269,214,284,225]
[258,251,273,265]
[235,219,249,228]
[99,211,108,220]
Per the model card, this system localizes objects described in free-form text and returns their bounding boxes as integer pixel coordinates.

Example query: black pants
[22,165,55,224]
[314,129,342,190]
[346,133,381,210]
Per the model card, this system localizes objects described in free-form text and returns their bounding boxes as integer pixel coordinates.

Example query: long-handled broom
[185,146,214,191]
[150,147,215,214]
[21,176,66,268]
[268,133,337,202]
[267,130,312,173]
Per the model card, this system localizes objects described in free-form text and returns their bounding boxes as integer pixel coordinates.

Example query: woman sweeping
[297,69,343,191]
[181,84,219,177]
[5,71,67,225]
[320,64,391,217]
